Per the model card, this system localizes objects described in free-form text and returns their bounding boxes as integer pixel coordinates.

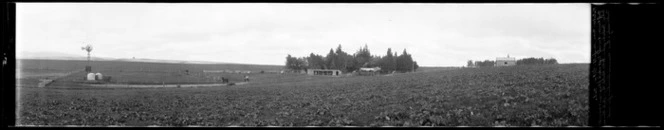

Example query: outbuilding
[307,69,342,76]
[359,67,381,76]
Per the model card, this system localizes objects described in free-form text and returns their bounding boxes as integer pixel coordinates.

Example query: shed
[359,67,381,76]
[86,73,96,81]
[307,69,342,76]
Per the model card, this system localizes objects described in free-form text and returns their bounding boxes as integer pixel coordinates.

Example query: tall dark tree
[325,49,336,69]
[285,54,295,70]
[354,44,372,68]
[413,61,419,71]
[307,53,325,69]
[334,44,352,72]
[294,57,307,71]
[392,54,398,72]
[381,48,395,73]
[396,49,414,72]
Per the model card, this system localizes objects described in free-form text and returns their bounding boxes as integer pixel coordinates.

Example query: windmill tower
[81,43,93,72]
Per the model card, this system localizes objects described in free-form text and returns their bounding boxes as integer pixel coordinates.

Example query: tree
[545,58,558,64]
[354,44,372,69]
[286,44,419,74]
[474,60,495,68]
[413,61,419,71]
[396,49,414,72]
[393,51,398,71]
[516,57,558,65]
[285,54,308,72]
[334,44,352,72]
[467,60,474,67]
[294,57,308,71]
[307,53,325,69]
[381,48,395,73]
[285,54,295,70]
[325,49,336,69]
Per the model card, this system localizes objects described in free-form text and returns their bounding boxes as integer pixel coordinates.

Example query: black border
[2,1,16,128]
[590,3,663,127]
[3,0,664,128]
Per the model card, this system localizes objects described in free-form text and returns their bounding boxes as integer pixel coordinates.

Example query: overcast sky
[17,3,590,66]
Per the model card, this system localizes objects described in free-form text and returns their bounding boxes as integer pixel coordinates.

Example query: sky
[16,3,590,66]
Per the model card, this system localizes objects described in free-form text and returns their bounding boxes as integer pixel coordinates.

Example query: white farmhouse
[495,55,516,67]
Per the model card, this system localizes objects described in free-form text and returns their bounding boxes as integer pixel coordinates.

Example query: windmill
[81,43,93,72]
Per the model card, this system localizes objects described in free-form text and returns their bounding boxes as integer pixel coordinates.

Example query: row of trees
[516,57,558,65]
[285,44,419,73]
[469,60,496,67]
[467,57,558,67]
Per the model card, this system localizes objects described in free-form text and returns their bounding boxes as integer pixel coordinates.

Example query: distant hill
[17,51,232,65]
[18,59,285,73]
[110,58,230,64]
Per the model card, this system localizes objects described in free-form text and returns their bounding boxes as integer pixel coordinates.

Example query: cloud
[17,3,590,66]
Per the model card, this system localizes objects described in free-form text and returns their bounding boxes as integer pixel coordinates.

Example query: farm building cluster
[303,67,382,76]
[467,55,517,68]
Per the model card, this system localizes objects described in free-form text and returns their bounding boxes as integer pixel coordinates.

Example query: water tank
[86,73,95,81]
[95,73,103,80]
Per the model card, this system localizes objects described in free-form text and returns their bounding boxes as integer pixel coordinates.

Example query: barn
[495,55,516,67]
[307,69,342,76]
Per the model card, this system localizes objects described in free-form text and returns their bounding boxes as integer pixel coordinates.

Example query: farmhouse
[358,67,381,76]
[307,69,342,76]
[495,55,516,67]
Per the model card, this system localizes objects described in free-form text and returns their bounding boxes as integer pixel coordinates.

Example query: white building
[495,55,516,67]
[358,67,381,76]
[307,69,342,76]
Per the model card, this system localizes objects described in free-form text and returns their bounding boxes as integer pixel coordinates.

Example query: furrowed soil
[17,63,588,126]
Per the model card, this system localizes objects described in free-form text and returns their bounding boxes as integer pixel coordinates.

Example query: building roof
[496,57,516,61]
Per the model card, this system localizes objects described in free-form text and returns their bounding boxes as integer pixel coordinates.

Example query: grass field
[17,60,588,126]
[17,59,285,86]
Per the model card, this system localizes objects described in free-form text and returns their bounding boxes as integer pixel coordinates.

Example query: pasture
[16,59,588,126]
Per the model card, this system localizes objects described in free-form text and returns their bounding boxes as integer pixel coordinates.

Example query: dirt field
[16,60,588,126]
